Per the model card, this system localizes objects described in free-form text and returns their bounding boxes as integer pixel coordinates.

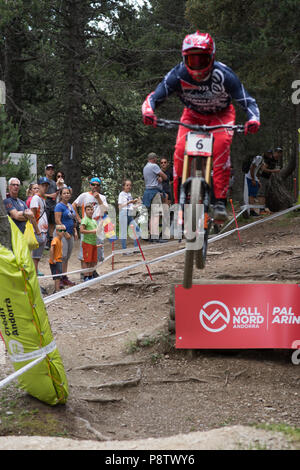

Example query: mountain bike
[156,119,244,289]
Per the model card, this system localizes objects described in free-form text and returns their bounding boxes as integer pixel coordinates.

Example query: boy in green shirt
[80,203,98,281]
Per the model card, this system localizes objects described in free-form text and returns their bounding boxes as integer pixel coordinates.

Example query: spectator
[55,187,78,287]
[257,150,281,213]
[72,177,108,278]
[80,202,98,281]
[26,183,40,208]
[160,158,173,204]
[4,177,39,234]
[118,179,141,254]
[55,170,67,202]
[30,177,49,275]
[44,164,58,249]
[142,152,168,242]
[243,155,263,216]
[49,224,68,294]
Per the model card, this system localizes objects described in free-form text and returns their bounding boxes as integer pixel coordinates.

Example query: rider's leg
[173,113,190,204]
[210,105,236,219]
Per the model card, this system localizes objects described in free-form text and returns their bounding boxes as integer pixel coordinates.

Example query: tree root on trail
[71,359,146,371]
[79,396,123,403]
[145,376,209,385]
[75,417,110,441]
[88,368,142,389]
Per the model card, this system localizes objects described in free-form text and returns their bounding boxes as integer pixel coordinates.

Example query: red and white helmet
[182,31,215,81]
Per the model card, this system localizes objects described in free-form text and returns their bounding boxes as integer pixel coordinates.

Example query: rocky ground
[0,208,300,450]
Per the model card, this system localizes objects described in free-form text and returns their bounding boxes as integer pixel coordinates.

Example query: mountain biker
[142,31,260,220]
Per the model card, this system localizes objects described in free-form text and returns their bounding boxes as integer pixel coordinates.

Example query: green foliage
[0,0,298,203]
[0,108,20,161]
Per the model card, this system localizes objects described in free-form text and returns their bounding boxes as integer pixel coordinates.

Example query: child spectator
[49,224,68,293]
[80,202,98,281]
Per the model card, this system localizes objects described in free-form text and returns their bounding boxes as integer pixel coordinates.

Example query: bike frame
[156,118,244,288]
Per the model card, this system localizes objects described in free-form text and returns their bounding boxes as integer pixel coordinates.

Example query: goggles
[185,53,212,70]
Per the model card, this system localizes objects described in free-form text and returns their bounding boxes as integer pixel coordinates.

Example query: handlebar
[156,118,244,133]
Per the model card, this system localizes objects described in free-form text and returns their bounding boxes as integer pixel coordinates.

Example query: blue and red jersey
[146,61,260,121]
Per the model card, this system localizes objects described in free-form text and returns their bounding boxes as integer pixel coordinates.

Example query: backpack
[242,155,254,173]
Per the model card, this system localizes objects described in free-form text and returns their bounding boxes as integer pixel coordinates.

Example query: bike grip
[244,120,260,135]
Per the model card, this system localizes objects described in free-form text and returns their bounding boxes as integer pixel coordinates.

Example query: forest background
[0,0,299,206]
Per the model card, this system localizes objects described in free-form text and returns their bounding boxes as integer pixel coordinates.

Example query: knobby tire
[183,177,202,289]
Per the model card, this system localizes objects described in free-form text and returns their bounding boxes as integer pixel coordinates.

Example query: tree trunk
[59,0,89,199]
[0,195,12,251]
[265,173,294,212]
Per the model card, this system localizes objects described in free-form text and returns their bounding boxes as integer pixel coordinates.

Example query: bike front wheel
[183,177,202,289]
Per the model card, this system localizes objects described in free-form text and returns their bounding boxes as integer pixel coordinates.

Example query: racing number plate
[185,131,213,157]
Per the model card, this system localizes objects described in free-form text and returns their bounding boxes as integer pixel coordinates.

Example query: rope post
[130,224,153,281]
[230,199,242,243]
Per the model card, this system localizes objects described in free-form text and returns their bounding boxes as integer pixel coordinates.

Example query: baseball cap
[38,176,50,185]
[45,164,54,170]
[89,177,102,184]
[147,152,158,159]
[275,147,283,152]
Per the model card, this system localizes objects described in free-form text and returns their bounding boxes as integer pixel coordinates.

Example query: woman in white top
[118,180,140,253]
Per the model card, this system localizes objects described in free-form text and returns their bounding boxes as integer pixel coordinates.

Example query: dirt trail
[1,211,300,450]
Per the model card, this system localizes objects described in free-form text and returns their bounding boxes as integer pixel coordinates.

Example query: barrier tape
[9,340,57,363]
[43,203,300,304]
[1,203,299,389]
[0,354,46,389]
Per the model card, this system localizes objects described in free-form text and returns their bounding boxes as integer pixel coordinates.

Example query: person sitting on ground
[80,202,98,281]
[49,224,69,293]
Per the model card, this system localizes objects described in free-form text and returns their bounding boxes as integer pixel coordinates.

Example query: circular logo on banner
[199,300,230,333]
[8,340,24,356]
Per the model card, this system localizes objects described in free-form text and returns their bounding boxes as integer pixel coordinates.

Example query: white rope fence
[1,203,300,389]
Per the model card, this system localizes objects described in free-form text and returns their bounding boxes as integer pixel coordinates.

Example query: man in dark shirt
[160,158,173,204]
[4,177,39,234]
[44,163,58,248]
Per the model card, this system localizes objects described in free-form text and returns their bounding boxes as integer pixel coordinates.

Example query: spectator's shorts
[49,261,62,280]
[62,234,74,262]
[82,241,97,263]
[78,234,104,262]
[46,208,55,225]
[31,232,47,259]
[246,177,259,198]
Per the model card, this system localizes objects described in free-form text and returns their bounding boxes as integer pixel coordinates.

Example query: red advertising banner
[175,284,300,349]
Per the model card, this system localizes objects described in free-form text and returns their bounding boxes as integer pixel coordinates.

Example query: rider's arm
[224,65,260,134]
[225,66,260,120]
[142,65,181,125]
